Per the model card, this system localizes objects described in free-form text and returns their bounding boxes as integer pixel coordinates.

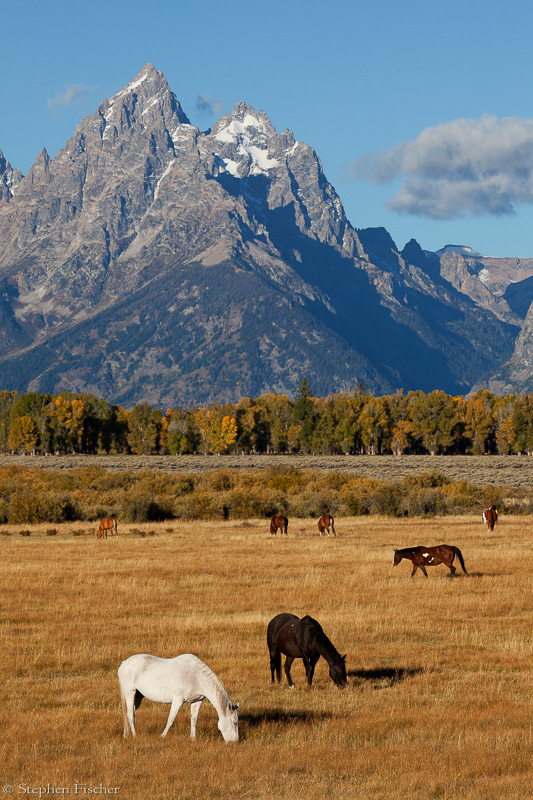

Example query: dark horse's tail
[267,624,282,683]
[453,546,468,575]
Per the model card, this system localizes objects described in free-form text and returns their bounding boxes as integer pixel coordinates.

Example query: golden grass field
[1,514,531,800]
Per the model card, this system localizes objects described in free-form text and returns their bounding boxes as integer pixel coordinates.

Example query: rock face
[0,64,525,406]
[0,149,22,207]
[488,302,533,394]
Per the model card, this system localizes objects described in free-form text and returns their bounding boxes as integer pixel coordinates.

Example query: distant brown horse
[97,517,117,539]
[393,545,467,579]
[270,515,288,535]
[318,514,335,536]
[482,506,498,531]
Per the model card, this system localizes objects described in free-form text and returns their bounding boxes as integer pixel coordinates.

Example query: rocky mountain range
[0,63,531,407]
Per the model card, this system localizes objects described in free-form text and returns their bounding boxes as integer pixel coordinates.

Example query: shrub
[174,492,224,520]
[224,487,281,519]
[206,470,234,492]
[8,490,48,524]
[0,497,8,524]
[401,488,448,517]
[403,471,451,488]
[122,494,173,522]
[360,482,404,517]
[287,490,340,519]
[264,466,305,493]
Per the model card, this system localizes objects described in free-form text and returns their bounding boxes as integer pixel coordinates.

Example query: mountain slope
[0,64,520,405]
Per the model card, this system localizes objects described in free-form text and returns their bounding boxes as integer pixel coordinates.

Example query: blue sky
[2,0,533,257]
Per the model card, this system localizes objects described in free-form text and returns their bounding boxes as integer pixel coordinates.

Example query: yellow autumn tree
[50,395,86,452]
[219,415,238,451]
[8,416,39,453]
[194,409,237,453]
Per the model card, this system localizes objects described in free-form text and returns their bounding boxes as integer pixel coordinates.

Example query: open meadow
[1,512,531,800]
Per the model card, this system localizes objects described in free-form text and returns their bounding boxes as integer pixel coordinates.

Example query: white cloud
[348,115,533,219]
[47,84,98,112]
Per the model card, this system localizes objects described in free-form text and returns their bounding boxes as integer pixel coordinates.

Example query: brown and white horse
[97,517,118,539]
[270,515,288,535]
[482,506,498,531]
[318,514,335,536]
[393,545,468,579]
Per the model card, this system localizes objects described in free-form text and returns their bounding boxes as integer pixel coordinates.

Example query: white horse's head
[218,703,239,743]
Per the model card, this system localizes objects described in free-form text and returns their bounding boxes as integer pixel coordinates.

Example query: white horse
[118,653,239,742]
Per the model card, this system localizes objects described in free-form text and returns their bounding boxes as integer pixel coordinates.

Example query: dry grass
[1,515,531,800]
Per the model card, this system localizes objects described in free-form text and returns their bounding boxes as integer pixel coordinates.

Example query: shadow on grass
[240,707,333,730]
[467,571,503,578]
[348,666,425,688]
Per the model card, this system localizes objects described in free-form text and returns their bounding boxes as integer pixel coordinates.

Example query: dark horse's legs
[269,648,281,683]
[448,564,456,578]
[302,653,320,686]
[284,656,295,688]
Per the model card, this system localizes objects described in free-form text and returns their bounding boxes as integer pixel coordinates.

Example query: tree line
[1,380,533,456]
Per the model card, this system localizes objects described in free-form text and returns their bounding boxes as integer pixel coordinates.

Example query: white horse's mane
[191,655,233,709]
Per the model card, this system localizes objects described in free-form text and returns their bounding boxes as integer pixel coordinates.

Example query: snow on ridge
[153,159,176,200]
[214,114,279,175]
[436,244,485,258]
[171,124,195,143]
[478,268,490,285]
[214,113,266,143]
[142,95,161,115]
[115,71,151,100]
[218,157,239,177]
[245,145,279,173]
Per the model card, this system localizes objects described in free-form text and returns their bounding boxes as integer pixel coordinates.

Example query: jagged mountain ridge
[0,64,525,406]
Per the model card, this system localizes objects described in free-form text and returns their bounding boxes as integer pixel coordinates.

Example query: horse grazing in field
[270,515,288,535]
[118,653,239,742]
[267,612,347,689]
[393,545,468,579]
[482,506,498,531]
[318,514,335,536]
[97,517,117,539]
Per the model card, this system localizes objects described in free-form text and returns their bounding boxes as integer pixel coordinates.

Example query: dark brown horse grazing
[393,545,467,579]
[267,612,347,688]
[482,506,498,531]
[270,515,288,535]
[97,517,117,539]
[317,514,336,536]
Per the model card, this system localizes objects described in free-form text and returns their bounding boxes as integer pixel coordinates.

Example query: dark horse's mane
[298,616,343,664]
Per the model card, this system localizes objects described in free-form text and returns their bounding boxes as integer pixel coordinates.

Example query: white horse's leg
[122,690,136,737]
[161,696,184,738]
[190,699,203,739]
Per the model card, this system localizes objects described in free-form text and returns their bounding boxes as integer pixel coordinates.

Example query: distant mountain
[0,64,528,406]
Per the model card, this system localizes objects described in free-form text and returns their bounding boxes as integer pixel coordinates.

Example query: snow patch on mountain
[214,114,266,143]
[213,115,280,176]
[436,244,485,258]
[114,70,151,100]
[153,160,176,200]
